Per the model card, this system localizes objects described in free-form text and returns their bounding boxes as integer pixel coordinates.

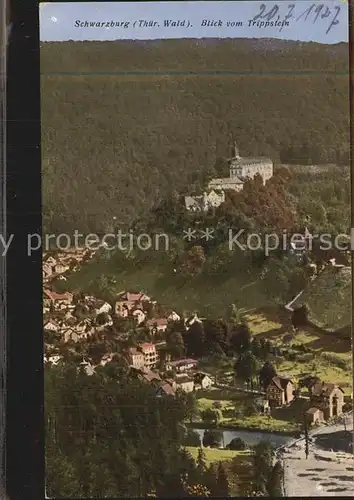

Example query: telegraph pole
[303,414,309,459]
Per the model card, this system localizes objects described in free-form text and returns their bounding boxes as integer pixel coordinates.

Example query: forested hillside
[41,39,349,234]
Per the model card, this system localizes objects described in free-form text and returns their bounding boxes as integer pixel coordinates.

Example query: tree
[184,321,205,358]
[96,312,110,326]
[196,447,207,474]
[183,429,201,447]
[166,331,185,359]
[243,399,258,417]
[291,305,308,330]
[235,351,258,388]
[204,319,228,353]
[181,245,206,277]
[252,441,275,495]
[230,303,247,326]
[45,362,214,497]
[202,408,222,426]
[229,323,251,354]
[228,437,246,451]
[267,460,284,497]
[259,362,277,391]
[202,429,223,448]
[215,462,229,497]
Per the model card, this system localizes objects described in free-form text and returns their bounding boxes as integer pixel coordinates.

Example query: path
[281,413,353,497]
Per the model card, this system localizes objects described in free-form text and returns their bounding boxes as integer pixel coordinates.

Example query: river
[192,427,293,449]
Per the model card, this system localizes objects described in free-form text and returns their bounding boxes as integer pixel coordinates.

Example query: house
[132,308,146,325]
[185,313,203,327]
[305,407,324,425]
[95,300,112,315]
[115,302,130,317]
[167,311,181,322]
[78,359,95,376]
[165,358,198,373]
[208,176,244,192]
[43,289,73,305]
[156,381,176,397]
[309,381,345,419]
[266,376,294,408]
[118,291,151,302]
[138,343,158,368]
[42,263,53,279]
[164,378,177,391]
[175,374,195,393]
[146,318,168,335]
[184,190,225,212]
[45,354,61,365]
[63,329,79,343]
[100,353,114,366]
[53,263,69,274]
[114,292,148,316]
[127,347,145,370]
[194,372,213,390]
[44,256,57,267]
[44,319,59,332]
[289,228,313,257]
[96,313,113,328]
[130,367,161,384]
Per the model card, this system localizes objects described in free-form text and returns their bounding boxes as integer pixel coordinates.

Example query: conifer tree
[215,462,229,497]
[196,447,207,474]
[267,460,284,497]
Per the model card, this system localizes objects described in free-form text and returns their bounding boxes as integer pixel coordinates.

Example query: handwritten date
[251,3,341,34]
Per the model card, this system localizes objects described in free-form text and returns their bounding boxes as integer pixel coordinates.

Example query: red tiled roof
[269,376,292,391]
[146,318,168,327]
[306,407,321,415]
[167,358,197,367]
[311,382,344,396]
[119,292,150,302]
[43,289,73,301]
[158,382,176,396]
[139,343,155,351]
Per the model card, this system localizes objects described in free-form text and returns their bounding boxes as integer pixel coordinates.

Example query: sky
[39,1,348,44]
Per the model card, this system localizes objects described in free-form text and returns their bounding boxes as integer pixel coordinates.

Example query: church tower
[233,141,241,159]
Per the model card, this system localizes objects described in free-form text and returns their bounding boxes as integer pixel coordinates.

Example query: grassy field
[289,266,351,332]
[185,446,253,496]
[185,446,249,465]
[63,252,276,318]
[245,311,352,394]
[195,394,300,432]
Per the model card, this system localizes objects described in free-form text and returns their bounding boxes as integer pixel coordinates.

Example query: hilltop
[41,39,349,234]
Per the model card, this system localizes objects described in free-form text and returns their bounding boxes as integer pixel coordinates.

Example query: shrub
[183,429,202,447]
[203,429,223,448]
[228,437,246,450]
[320,352,347,370]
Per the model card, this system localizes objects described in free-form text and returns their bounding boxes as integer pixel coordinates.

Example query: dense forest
[40,39,349,234]
[45,360,283,498]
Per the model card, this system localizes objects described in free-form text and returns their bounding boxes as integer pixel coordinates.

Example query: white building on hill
[184,189,225,212]
[208,142,273,192]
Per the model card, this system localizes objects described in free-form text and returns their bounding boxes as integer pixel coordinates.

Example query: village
[43,247,351,437]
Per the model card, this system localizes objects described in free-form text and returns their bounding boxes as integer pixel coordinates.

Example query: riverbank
[186,421,297,437]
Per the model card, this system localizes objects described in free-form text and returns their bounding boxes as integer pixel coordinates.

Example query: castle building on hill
[185,142,273,212]
[208,142,273,192]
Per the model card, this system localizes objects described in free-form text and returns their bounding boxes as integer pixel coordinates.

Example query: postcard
[40,1,352,497]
